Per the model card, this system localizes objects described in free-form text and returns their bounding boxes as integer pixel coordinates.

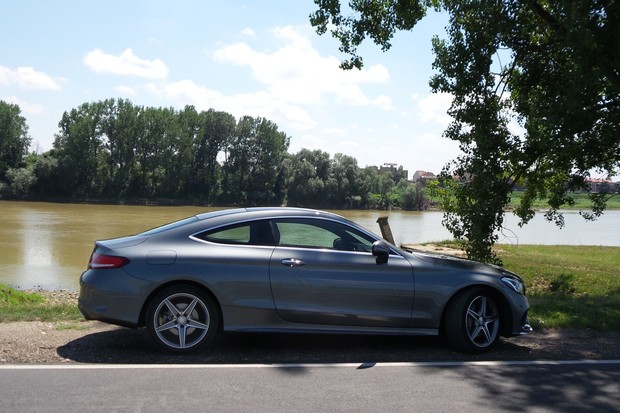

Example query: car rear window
[202,225,251,244]
[194,220,275,246]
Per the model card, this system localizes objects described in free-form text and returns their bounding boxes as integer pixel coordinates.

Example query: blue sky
[1,0,459,175]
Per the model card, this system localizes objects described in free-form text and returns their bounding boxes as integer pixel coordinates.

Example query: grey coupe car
[78,207,531,354]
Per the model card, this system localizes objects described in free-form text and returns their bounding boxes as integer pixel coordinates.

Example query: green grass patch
[499,245,620,330]
[508,191,620,210]
[0,284,82,322]
[0,285,45,305]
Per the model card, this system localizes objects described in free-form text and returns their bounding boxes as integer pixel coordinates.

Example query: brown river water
[1,201,618,290]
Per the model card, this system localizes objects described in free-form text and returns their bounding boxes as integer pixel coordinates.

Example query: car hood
[406,249,500,274]
[405,249,524,281]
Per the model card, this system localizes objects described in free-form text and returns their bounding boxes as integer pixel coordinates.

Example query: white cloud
[83,48,168,79]
[213,25,391,108]
[0,66,61,90]
[415,92,453,126]
[156,79,223,106]
[155,79,316,132]
[240,28,256,37]
[289,133,328,154]
[321,127,348,137]
[1,95,45,114]
[114,85,137,96]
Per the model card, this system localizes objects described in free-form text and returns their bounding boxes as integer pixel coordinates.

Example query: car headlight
[502,276,525,295]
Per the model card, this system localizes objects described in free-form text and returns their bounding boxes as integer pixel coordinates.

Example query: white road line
[1,359,620,370]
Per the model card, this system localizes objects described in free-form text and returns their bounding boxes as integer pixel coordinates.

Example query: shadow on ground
[57,327,552,364]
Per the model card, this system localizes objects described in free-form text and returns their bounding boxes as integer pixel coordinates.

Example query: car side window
[272,219,375,252]
[195,220,275,246]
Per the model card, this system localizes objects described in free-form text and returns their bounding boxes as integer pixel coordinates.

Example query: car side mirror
[372,240,390,265]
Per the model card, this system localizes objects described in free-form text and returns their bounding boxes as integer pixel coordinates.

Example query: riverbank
[0,287,81,322]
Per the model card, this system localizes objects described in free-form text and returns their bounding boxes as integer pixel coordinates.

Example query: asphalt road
[2,361,619,412]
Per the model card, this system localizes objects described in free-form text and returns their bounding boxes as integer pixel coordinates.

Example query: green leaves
[310,0,428,69]
[0,101,30,182]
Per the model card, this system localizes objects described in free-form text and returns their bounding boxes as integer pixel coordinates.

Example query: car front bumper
[509,294,532,337]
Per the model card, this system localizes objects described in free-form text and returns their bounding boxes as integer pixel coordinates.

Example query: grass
[2,244,620,331]
[507,191,620,210]
[499,245,620,331]
[427,190,620,211]
[0,284,82,323]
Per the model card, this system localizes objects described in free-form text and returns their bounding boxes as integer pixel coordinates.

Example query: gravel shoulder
[2,320,620,365]
[2,291,619,365]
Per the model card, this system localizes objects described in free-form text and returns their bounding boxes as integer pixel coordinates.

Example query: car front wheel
[146,285,218,353]
[445,288,501,353]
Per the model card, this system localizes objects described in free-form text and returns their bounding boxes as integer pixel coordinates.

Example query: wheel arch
[138,280,224,332]
[439,284,514,338]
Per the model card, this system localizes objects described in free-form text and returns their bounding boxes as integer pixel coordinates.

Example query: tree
[311,0,620,263]
[4,165,36,197]
[184,107,236,202]
[54,101,107,197]
[377,172,396,209]
[286,149,333,207]
[401,182,429,210]
[330,153,364,208]
[221,116,290,205]
[99,98,143,197]
[30,152,59,196]
[0,101,31,183]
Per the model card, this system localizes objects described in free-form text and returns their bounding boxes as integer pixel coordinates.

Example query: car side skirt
[221,305,438,336]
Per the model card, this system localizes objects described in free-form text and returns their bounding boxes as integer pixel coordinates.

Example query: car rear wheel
[445,288,500,353]
[146,285,218,353]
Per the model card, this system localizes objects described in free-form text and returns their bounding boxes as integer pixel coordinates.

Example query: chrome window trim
[187,214,404,258]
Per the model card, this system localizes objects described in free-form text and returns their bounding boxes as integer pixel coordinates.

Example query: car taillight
[88,253,130,269]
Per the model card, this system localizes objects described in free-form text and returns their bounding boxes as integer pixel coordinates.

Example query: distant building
[585,178,620,194]
[378,163,408,182]
[411,170,437,186]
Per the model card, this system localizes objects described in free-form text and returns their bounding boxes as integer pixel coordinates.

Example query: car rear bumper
[78,269,155,328]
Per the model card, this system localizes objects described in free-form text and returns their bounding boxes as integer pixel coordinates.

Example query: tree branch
[526,0,566,33]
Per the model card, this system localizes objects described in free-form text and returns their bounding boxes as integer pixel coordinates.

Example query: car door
[269,218,414,327]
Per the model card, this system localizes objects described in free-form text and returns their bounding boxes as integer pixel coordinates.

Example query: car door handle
[281,258,306,267]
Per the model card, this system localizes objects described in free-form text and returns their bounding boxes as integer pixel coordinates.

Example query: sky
[0,0,459,176]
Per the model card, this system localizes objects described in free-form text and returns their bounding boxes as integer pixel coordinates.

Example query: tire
[445,288,501,353]
[146,284,219,353]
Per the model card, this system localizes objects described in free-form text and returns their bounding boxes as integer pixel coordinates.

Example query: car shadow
[56,326,538,364]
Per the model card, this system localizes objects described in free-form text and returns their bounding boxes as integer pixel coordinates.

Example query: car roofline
[195,207,345,221]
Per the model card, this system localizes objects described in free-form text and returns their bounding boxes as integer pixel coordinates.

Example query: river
[1,201,618,291]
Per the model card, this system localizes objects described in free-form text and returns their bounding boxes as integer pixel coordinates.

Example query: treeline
[0,99,429,210]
